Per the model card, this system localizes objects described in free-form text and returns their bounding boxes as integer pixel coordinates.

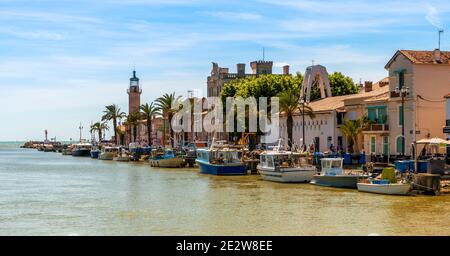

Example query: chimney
[282,65,290,75]
[237,63,245,77]
[434,48,441,63]
[364,81,373,92]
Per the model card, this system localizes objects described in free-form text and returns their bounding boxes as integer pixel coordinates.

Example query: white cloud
[0,28,64,40]
[203,11,262,21]
[426,5,443,29]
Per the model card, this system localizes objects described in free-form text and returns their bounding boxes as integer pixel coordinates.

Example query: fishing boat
[99,146,120,160]
[258,143,316,183]
[90,146,100,159]
[195,140,247,175]
[72,143,92,157]
[310,158,368,188]
[357,167,411,195]
[149,148,185,168]
[62,145,74,155]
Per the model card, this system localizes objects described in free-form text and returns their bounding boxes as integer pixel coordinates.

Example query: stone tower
[127,69,142,114]
[250,60,273,75]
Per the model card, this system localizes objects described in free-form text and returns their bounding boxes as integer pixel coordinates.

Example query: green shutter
[396,136,404,154]
[399,106,404,126]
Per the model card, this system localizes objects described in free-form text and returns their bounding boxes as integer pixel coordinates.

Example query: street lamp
[299,98,306,152]
[395,86,409,156]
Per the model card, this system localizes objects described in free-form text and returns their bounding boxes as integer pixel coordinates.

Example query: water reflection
[0,144,449,235]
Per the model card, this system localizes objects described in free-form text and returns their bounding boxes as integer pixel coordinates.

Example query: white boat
[357,182,411,195]
[257,142,316,183]
[310,158,368,188]
[99,146,120,160]
[149,148,185,168]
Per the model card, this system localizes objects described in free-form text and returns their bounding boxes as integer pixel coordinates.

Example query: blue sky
[0,0,449,141]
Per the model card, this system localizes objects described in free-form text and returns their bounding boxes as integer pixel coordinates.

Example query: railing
[364,123,389,132]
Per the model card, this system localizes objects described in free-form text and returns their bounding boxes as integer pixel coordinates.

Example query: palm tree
[339,117,369,153]
[90,122,109,143]
[278,88,314,150]
[140,102,160,146]
[155,92,181,147]
[125,112,141,143]
[101,104,126,145]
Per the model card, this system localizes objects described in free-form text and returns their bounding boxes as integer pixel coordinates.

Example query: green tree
[279,88,315,149]
[125,112,141,143]
[101,104,126,145]
[140,102,161,146]
[90,122,109,142]
[338,117,369,153]
[155,92,181,147]
[310,72,358,101]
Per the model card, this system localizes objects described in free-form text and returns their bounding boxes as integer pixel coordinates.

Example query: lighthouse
[127,69,142,114]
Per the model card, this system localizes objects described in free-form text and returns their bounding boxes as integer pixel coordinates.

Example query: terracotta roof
[385,50,450,69]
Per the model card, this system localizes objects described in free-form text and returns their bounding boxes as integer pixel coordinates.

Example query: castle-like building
[207,60,289,97]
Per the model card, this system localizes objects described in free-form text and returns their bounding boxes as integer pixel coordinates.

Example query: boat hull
[72,149,91,157]
[196,160,247,175]
[150,157,184,168]
[90,150,100,159]
[258,166,316,183]
[113,156,130,162]
[310,175,365,188]
[99,152,115,160]
[357,183,411,195]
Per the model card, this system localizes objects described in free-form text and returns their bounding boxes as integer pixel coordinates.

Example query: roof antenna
[438,29,444,50]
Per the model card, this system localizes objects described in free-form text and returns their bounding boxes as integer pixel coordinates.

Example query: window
[398,105,404,126]
[396,136,404,155]
[348,111,357,120]
[398,71,404,89]
[367,106,387,124]
[383,136,389,155]
[370,136,376,154]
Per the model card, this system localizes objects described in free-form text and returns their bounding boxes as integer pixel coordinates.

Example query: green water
[1,142,449,235]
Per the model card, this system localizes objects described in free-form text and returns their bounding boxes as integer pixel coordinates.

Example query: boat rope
[411,182,437,191]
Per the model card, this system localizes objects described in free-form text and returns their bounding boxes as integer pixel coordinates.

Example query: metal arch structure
[300,65,332,103]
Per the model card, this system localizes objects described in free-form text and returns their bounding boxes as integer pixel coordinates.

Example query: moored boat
[357,167,411,195]
[149,148,185,168]
[99,146,120,160]
[310,158,368,188]
[195,140,247,175]
[258,150,316,183]
[113,149,130,162]
[90,147,100,159]
[72,143,92,157]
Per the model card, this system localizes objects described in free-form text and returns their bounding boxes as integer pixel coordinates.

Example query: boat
[72,143,92,157]
[99,146,120,160]
[195,140,247,175]
[149,148,185,168]
[357,167,411,195]
[310,158,368,188]
[90,146,100,159]
[357,182,411,195]
[62,145,74,155]
[258,143,316,183]
[113,149,130,162]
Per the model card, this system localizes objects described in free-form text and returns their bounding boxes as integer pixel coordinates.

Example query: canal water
[1,142,449,236]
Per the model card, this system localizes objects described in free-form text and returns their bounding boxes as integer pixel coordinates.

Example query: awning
[416,137,450,145]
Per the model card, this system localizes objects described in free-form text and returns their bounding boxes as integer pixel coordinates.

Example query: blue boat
[72,143,92,157]
[90,147,100,159]
[196,144,247,176]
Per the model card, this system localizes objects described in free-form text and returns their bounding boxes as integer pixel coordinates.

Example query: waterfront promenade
[1,142,450,236]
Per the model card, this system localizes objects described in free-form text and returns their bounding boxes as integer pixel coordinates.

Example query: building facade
[207,60,289,97]
[385,49,450,157]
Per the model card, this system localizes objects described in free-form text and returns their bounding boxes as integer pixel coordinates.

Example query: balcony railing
[364,123,389,132]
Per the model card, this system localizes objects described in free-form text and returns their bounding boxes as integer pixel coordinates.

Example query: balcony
[363,123,389,133]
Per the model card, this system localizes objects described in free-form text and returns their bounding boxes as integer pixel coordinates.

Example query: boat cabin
[260,152,311,169]
[320,158,344,175]
[197,148,243,165]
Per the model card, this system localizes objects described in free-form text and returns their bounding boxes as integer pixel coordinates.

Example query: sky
[0,0,449,141]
